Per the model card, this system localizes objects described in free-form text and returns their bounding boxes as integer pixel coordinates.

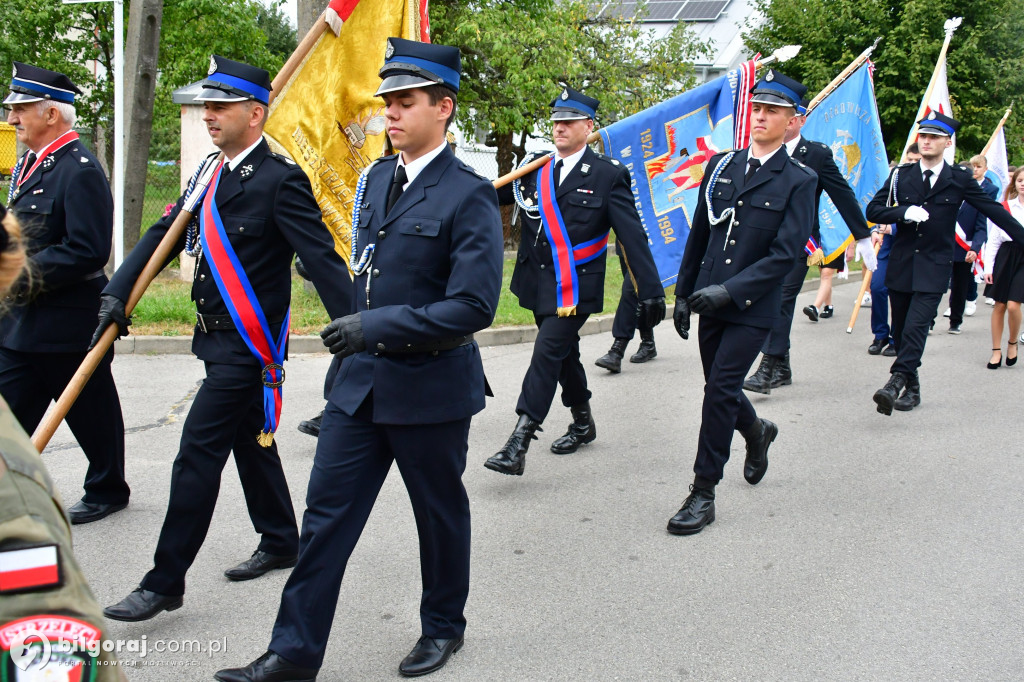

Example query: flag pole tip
[773,45,802,63]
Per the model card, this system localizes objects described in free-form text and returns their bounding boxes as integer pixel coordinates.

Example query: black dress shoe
[68,499,127,524]
[867,339,885,355]
[215,651,318,682]
[297,410,323,437]
[224,551,298,581]
[485,414,541,476]
[873,372,908,416]
[803,304,819,322]
[103,587,183,622]
[629,330,657,363]
[881,343,897,357]
[819,304,834,319]
[741,418,777,485]
[595,338,627,373]
[399,636,464,677]
[667,485,715,535]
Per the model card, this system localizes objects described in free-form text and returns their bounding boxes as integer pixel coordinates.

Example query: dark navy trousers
[870,234,892,342]
[694,316,769,483]
[269,400,471,668]
[888,289,943,377]
[516,313,592,423]
[0,347,128,505]
[141,361,298,596]
[762,259,808,357]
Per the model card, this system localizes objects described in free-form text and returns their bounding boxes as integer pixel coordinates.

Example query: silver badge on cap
[208,56,218,76]
[765,71,774,81]
[927,111,936,120]
[561,90,569,101]
[385,39,395,59]
[11,64,17,78]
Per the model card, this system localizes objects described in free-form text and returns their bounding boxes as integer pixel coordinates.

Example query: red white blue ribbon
[199,161,289,446]
[537,159,608,316]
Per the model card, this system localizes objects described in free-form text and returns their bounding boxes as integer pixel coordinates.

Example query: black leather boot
[772,351,792,388]
[595,338,628,373]
[741,418,778,485]
[550,402,596,454]
[667,484,716,535]
[893,372,921,411]
[743,354,781,394]
[629,329,657,363]
[873,372,908,416]
[484,414,541,475]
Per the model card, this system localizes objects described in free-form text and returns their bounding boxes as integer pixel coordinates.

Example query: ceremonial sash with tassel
[536,158,609,316]
[954,222,985,277]
[804,235,825,266]
[199,161,289,447]
[9,130,80,202]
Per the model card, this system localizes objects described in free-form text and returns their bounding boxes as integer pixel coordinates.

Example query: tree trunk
[296,0,321,35]
[122,0,164,253]
[493,131,517,245]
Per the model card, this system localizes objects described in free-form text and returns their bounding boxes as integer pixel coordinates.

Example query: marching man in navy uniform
[866,111,1024,414]
[670,71,817,535]
[99,56,352,621]
[485,87,665,476]
[743,98,876,394]
[0,63,130,524]
[216,38,502,681]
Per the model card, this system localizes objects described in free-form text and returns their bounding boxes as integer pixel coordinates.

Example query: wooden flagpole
[846,241,882,333]
[981,105,1013,156]
[32,12,332,453]
[804,38,882,116]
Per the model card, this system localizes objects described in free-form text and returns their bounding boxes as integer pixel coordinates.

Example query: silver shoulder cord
[888,167,900,208]
[350,158,384,309]
[704,151,738,250]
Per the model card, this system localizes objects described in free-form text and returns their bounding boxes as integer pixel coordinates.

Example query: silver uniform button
[737,200,744,206]
[199,274,206,281]
[198,298,205,305]
[239,226,245,233]
[745,300,752,307]
[373,269,380,277]
[376,342,385,351]
[725,259,732,265]
[729,240,736,246]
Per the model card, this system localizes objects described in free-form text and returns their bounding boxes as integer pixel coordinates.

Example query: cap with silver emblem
[916,110,959,137]
[550,86,599,121]
[749,69,806,109]
[4,62,82,105]
[194,55,272,106]
[376,38,462,96]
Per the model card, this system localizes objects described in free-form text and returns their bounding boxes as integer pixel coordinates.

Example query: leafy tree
[431,0,708,177]
[0,0,295,164]
[745,0,1024,161]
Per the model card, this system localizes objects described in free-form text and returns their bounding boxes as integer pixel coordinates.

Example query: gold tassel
[257,431,275,448]
[806,247,824,267]
[556,305,577,318]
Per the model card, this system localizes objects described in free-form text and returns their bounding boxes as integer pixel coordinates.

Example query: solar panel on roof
[676,0,729,20]
[601,1,638,19]
[645,1,686,20]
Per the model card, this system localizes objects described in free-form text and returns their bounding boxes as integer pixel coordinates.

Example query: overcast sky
[261,0,298,28]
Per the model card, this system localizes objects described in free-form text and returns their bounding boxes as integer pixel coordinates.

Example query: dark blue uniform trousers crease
[0,347,128,504]
[870,235,892,342]
[762,259,808,356]
[888,289,943,376]
[611,253,651,341]
[141,361,298,596]
[516,313,592,423]
[269,401,472,669]
[695,316,769,483]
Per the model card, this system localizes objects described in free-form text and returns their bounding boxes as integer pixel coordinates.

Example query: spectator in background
[944,154,997,333]
[983,167,1024,368]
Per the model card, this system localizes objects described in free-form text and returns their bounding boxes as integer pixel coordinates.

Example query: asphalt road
[42,289,1024,681]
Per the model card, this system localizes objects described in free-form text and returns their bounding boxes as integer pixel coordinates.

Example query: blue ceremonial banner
[599,73,741,287]
[802,63,889,260]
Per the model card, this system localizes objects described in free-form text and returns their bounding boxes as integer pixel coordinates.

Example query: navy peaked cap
[749,69,806,109]
[4,62,82,105]
[195,55,272,105]
[376,38,461,95]
[917,110,959,137]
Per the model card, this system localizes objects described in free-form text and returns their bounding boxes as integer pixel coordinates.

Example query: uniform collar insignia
[41,156,55,170]
[799,144,807,154]
[240,164,253,179]
[580,163,590,174]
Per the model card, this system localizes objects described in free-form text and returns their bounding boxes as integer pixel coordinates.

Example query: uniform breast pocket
[746,194,784,231]
[221,214,265,238]
[396,217,444,269]
[14,197,54,218]
[566,194,604,211]
[712,184,735,202]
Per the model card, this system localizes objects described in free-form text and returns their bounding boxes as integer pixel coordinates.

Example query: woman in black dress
[983,167,1024,368]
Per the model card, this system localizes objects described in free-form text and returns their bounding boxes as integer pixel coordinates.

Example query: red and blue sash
[199,161,289,447]
[804,235,820,256]
[537,158,609,316]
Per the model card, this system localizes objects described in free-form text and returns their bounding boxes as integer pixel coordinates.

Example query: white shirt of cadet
[554,145,588,186]
[224,136,265,172]
[784,135,802,157]
[746,144,784,169]
[396,140,449,190]
[919,158,945,188]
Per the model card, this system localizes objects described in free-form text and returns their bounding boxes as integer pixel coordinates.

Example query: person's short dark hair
[908,142,920,155]
[422,84,457,131]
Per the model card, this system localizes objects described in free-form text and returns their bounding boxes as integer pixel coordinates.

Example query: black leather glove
[321,313,366,358]
[673,298,691,340]
[89,294,130,350]
[294,256,312,281]
[639,296,666,329]
[687,284,731,315]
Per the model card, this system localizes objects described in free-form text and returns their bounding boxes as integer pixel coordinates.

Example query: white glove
[855,237,877,271]
[903,205,929,223]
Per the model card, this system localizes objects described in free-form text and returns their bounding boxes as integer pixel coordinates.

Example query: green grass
[130,255,643,336]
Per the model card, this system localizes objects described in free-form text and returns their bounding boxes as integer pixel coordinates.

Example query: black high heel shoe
[988,349,1002,370]
[1007,341,1018,367]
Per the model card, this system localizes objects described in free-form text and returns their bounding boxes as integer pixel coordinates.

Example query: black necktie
[745,158,761,184]
[20,152,36,181]
[923,169,933,188]
[553,159,564,187]
[387,165,408,214]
